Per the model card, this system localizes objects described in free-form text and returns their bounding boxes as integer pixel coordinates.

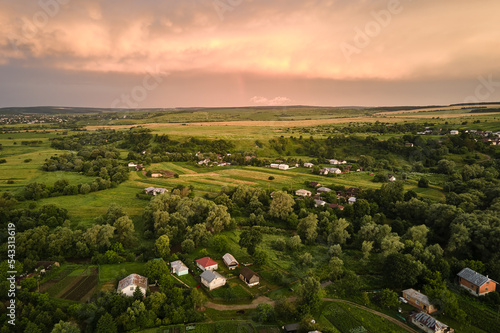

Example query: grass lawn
[98,262,146,283]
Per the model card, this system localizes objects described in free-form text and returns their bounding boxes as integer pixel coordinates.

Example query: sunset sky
[1,0,500,108]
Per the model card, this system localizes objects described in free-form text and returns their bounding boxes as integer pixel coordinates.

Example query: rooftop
[403,289,433,306]
[200,270,224,283]
[411,312,450,331]
[196,256,218,268]
[457,267,493,286]
[117,274,148,291]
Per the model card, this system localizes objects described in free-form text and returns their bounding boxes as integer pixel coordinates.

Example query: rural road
[204,297,418,333]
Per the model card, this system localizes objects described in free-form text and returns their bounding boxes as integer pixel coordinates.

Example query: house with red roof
[195,257,218,271]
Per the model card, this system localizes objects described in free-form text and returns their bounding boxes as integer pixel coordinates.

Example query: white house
[200,270,226,290]
[170,260,189,276]
[144,187,167,196]
[278,164,289,170]
[450,130,459,135]
[314,199,327,207]
[195,257,218,271]
[270,164,279,169]
[128,162,137,168]
[317,187,332,193]
[389,176,397,182]
[117,274,147,297]
[348,197,357,205]
[222,253,239,270]
[304,163,314,168]
[329,168,342,174]
[295,189,312,197]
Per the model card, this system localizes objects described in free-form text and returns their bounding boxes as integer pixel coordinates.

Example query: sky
[1,0,500,108]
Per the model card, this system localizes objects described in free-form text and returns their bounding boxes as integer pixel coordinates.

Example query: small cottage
[196,257,218,271]
[222,253,239,270]
[457,267,497,296]
[402,289,437,314]
[239,267,259,287]
[200,270,226,290]
[410,312,453,333]
[117,274,147,297]
[170,260,189,276]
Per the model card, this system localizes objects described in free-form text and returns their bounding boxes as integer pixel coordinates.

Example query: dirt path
[204,296,275,311]
[322,298,418,333]
[204,297,417,332]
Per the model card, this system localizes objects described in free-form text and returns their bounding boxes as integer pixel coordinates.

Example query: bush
[418,177,430,188]
[0,159,6,164]
[24,159,32,163]
[268,176,275,180]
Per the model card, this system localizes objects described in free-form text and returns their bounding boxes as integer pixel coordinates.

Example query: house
[329,159,339,165]
[329,203,344,211]
[278,164,289,170]
[348,197,357,205]
[200,270,226,290]
[309,182,321,187]
[136,164,145,171]
[304,163,314,168]
[128,162,137,168]
[151,173,163,178]
[317,187,332,193]
[402,289,437,314]
[270,163,280,169]
[170,260,189,276]
[144,187,168,196]
[405,143,414,147]
[222,253,239,270]
[282,323,300,333]
[346,187,359,197]
[450,130,459,135]
[389,175,397,182]
[410,312,453,333]
[239,267,260,287]
[295,189,312,197]
[35,261,60,271]
[328,168,342,174]
[117,274,148,297]
[457,267,497,296]
[314,199,326,207]
[196,257,218,271]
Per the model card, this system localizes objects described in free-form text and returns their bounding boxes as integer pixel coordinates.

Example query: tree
[383,253,423,288]
[96,313,117,333]
[297,213,318,244]
[328,244,342,257]
[418,177,430,188]
[299,252,313,267]
[329,257,344,280]
[296,276,323,315]
[437,159,456,175]
[113,216,137,247]
[181,239,195,253]
[256,303,274,323]
[212,234,229,253]
[50,321,80,333]
[254,249,268,266]
[191,288,207,309]
[206,204,231,233]
[379,289,399,309]
[269,191,295,220]
[239,228,263,255]
[145,259,169,282]
[287,235,302,251]
[327,218,350,245]
[155,235,170,258]
[404,225,429,246]
[381,234,404,256]
[361,240,373,259]
[133,285,144,300]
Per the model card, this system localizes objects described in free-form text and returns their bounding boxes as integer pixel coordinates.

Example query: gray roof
[200,270,224,283]
[411,312,449,331]
[170,260,188,272]
[457,267,491,286]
